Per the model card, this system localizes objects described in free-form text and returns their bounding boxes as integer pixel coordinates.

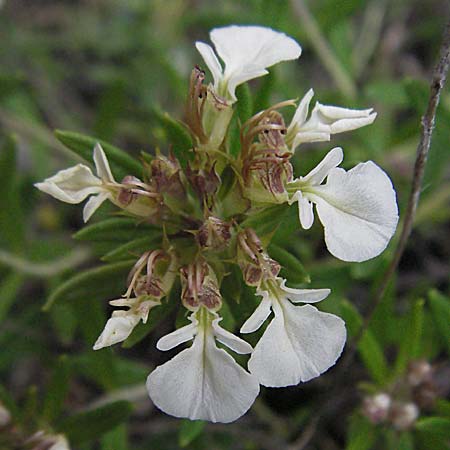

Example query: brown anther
[197,216,232,249]
[180,260,222,311]
[237,228,281,286]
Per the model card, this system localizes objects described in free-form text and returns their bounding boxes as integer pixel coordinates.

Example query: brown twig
[288,18,450,450]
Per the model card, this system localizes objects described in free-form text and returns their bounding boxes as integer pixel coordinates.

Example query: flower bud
[201,86,233,149]
[237,228,280,286]
[128,250,177,300]
[114,175,160,219]
[151,153,185,198]
[362,393,391,424]
[197,216,232,249]
[389,401,419,430]
[186,160,221,200]
[180,260,222,312]
[241,108,293,203]
[407,360,432,387]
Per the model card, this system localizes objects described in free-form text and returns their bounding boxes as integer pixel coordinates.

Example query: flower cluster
[36,25,398,423]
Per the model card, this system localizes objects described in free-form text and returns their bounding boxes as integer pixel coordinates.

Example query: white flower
[288,147,399,262]
[196,25,301,102]
[35,144,116,222]
[286,89,377,150]
[93,297,160,350]
[241,278,345,387]
[147,307,259,423]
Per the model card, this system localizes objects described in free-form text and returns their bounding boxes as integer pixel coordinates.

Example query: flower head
[286,89,377,150]
[196,25,301,102]
[147,307,259,423]
[241,277,346,387]
[35,144,156,222]
[288,147,399,262]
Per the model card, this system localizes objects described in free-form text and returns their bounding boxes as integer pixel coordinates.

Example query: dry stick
[291,0,357,99]
[288,18,450,450]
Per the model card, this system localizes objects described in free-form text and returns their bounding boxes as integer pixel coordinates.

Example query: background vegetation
[0,0,449,449]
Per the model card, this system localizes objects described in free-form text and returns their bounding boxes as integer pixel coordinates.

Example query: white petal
[156,317,198,351]
[290,191,314,229]
[310,161,399,262]
[309,103,377,134]
[93,143,115,183]
[279,279,330,303]
[195,41,223,88]
[329,113,377,134]
[210,25,301,100]
[240,293,272,334]
[35,164,102,204]
[289,88,314,131]
[212,318,253,354]
[147,330,259,423]
[82,191,111,222]
[301,147,343,186]
[292,131,331,148]
[315,103,374,120]
[248,299,346,387]
[93,312,140,350]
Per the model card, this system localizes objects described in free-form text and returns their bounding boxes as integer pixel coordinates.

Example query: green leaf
[0,135,25,250]
[345,414,376,450]
[339,300,389,384]
[101,235,162,262]
[150,108,193,166]
[57,401,133,445]
[101,424,128,450]
[428,290,450,354]
[397,432,414,450]
[435,399,450,418]
[43,355,71,422]
[394,299,425,375]
[44,260,134,310]
[74,217,159,242]
[222,268,259,326]
[54,130,142,179]
[241,204,289,241]
[268,244,310,284]
[0,271,24,324]
[178,420,205,447]
[415,416,450,441]
[122,281,180,348]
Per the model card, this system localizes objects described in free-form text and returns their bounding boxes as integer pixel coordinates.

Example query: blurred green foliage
[0,0,449,449]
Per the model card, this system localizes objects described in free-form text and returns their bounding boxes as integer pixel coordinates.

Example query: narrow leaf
[43,355,71,422]
[55,130,142,179]
[178,420,205,447]
[415,416,450,440]
[57,401,133,445]
[74,218,159,242]
[394,299,424,375]
[339,300,390,384]
[150,108,193,166]
[268,244,310,284]
[101,235,162,262]
[44,260,134,310]
[428,290,450,354]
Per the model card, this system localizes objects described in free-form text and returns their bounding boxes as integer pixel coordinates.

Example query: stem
[0,247,91,277]
[287,18,450,450]
[290,0,357,99]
